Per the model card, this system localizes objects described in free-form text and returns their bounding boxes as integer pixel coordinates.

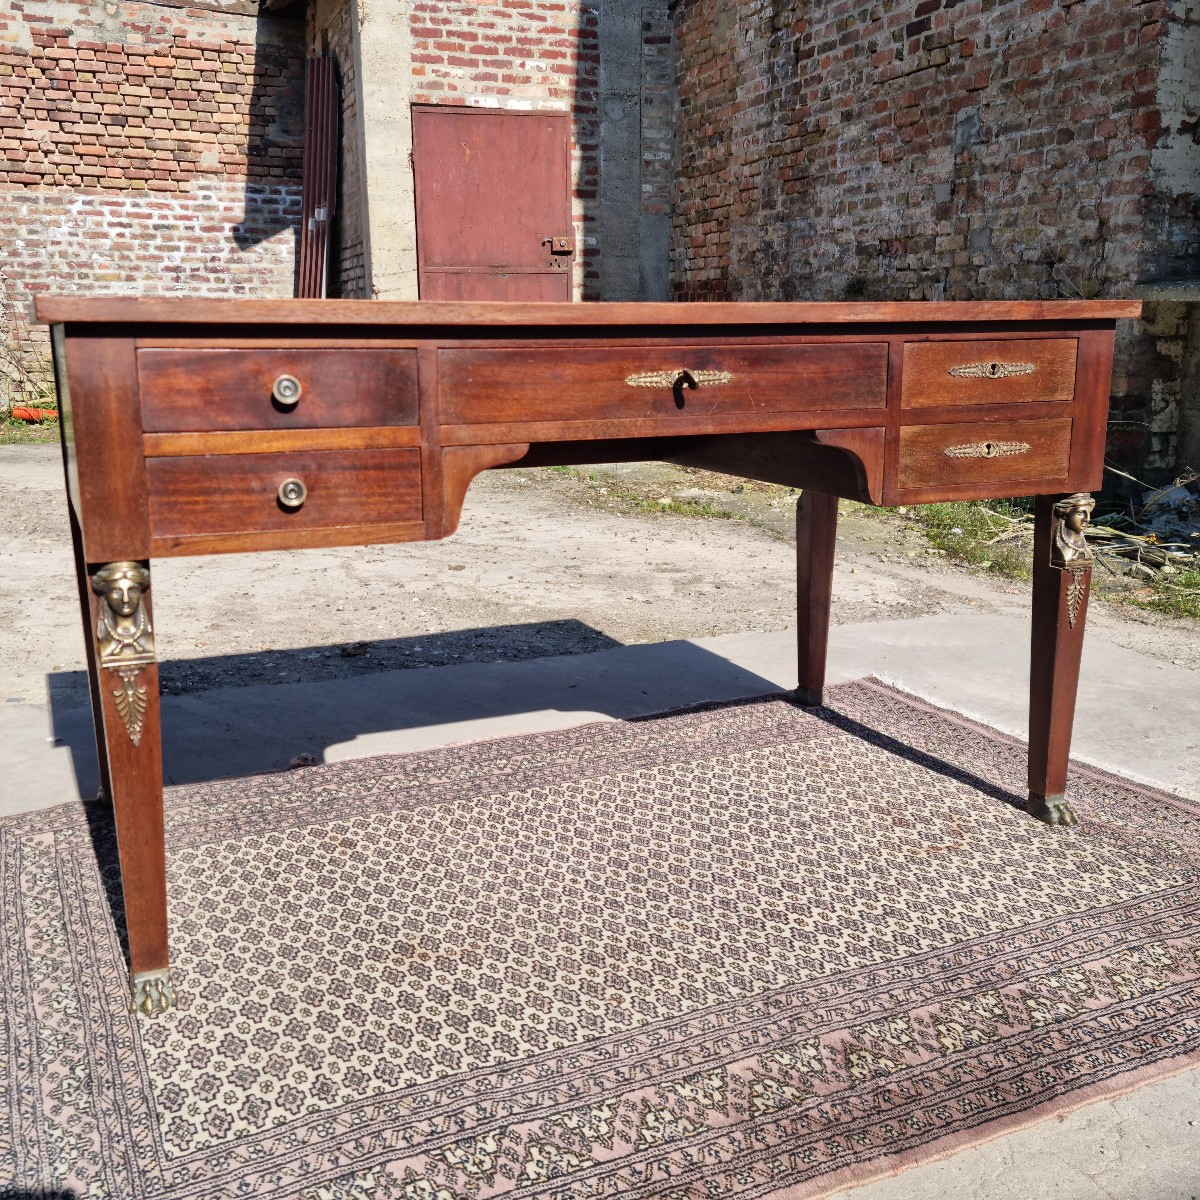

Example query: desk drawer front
[146,448,422,538]
[899,418,1073,489]
[138,349,419,431]
[439,343,888,425]
[901,339,1077,408]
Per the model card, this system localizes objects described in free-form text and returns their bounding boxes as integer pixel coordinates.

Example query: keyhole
[986,362,1002,377]
[983,442,997,457]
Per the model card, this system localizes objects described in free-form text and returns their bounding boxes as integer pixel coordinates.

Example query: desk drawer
[901,339,1077,409]
[147,448,422,538]
[439,342,888,425]
[899,418,1073,490]
[138,349,419,431]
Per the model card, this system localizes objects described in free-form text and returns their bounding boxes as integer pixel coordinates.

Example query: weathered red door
[412,107,574,300]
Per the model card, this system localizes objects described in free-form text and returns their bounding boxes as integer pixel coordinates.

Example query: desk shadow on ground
[804,705,1025,812]
[47,618,791,796]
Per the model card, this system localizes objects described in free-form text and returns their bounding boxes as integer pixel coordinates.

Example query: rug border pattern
[2,680,1198,1200]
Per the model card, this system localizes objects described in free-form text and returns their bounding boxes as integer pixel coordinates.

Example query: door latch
[543,236,575,254]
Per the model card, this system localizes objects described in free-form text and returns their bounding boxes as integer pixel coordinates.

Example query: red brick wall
[0,0,304,405]
[408,0,597,105]
[671,0,1198,478]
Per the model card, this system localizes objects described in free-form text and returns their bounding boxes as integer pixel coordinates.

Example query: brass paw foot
[130,968,177,1016]
[1028,793,1079,827]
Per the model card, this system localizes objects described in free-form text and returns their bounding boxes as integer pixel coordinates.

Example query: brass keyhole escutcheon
[272,374,302,407]
[277,478,307,509]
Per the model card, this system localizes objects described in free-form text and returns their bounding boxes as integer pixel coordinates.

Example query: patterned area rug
[2,679,1198,1200]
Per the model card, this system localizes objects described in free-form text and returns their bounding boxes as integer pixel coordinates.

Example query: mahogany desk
[37,297,1141,1015]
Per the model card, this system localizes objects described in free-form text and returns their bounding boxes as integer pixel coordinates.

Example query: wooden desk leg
[795,490,838,707]
[1028,492,1095,826]
[86,560,174,1015]
[68,508,113,806]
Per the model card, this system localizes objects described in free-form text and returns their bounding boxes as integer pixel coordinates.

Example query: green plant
[1141,569,1200,620]
[902,499,1034,577]
[0,419,59,444]
[641,496,734,519]
[588,475,736,519]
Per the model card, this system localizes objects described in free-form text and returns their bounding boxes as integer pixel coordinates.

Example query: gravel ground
[3,444,1199,705]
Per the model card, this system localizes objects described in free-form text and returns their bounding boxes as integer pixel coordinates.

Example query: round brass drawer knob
[277,477,308,509]
[272,374,302,406]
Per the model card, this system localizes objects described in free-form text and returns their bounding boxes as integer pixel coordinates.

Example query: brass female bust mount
[91,561,156,745]
[92,561,154,663]
[1051,493,1095,568]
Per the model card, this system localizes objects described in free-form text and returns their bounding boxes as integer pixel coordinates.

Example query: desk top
[34,297,1142,328]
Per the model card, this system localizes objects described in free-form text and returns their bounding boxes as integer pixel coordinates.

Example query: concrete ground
[2,444,1198,1197]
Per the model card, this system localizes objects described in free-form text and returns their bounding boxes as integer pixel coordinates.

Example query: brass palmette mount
[1051,493,1095,569]
[111,667,149,746]
[948,361,1036,379]
[91,561,156,745]
[625,368,733,388]
[1065,569,1088,629]
[130,968,176,1016]
[944,440,1030,459]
